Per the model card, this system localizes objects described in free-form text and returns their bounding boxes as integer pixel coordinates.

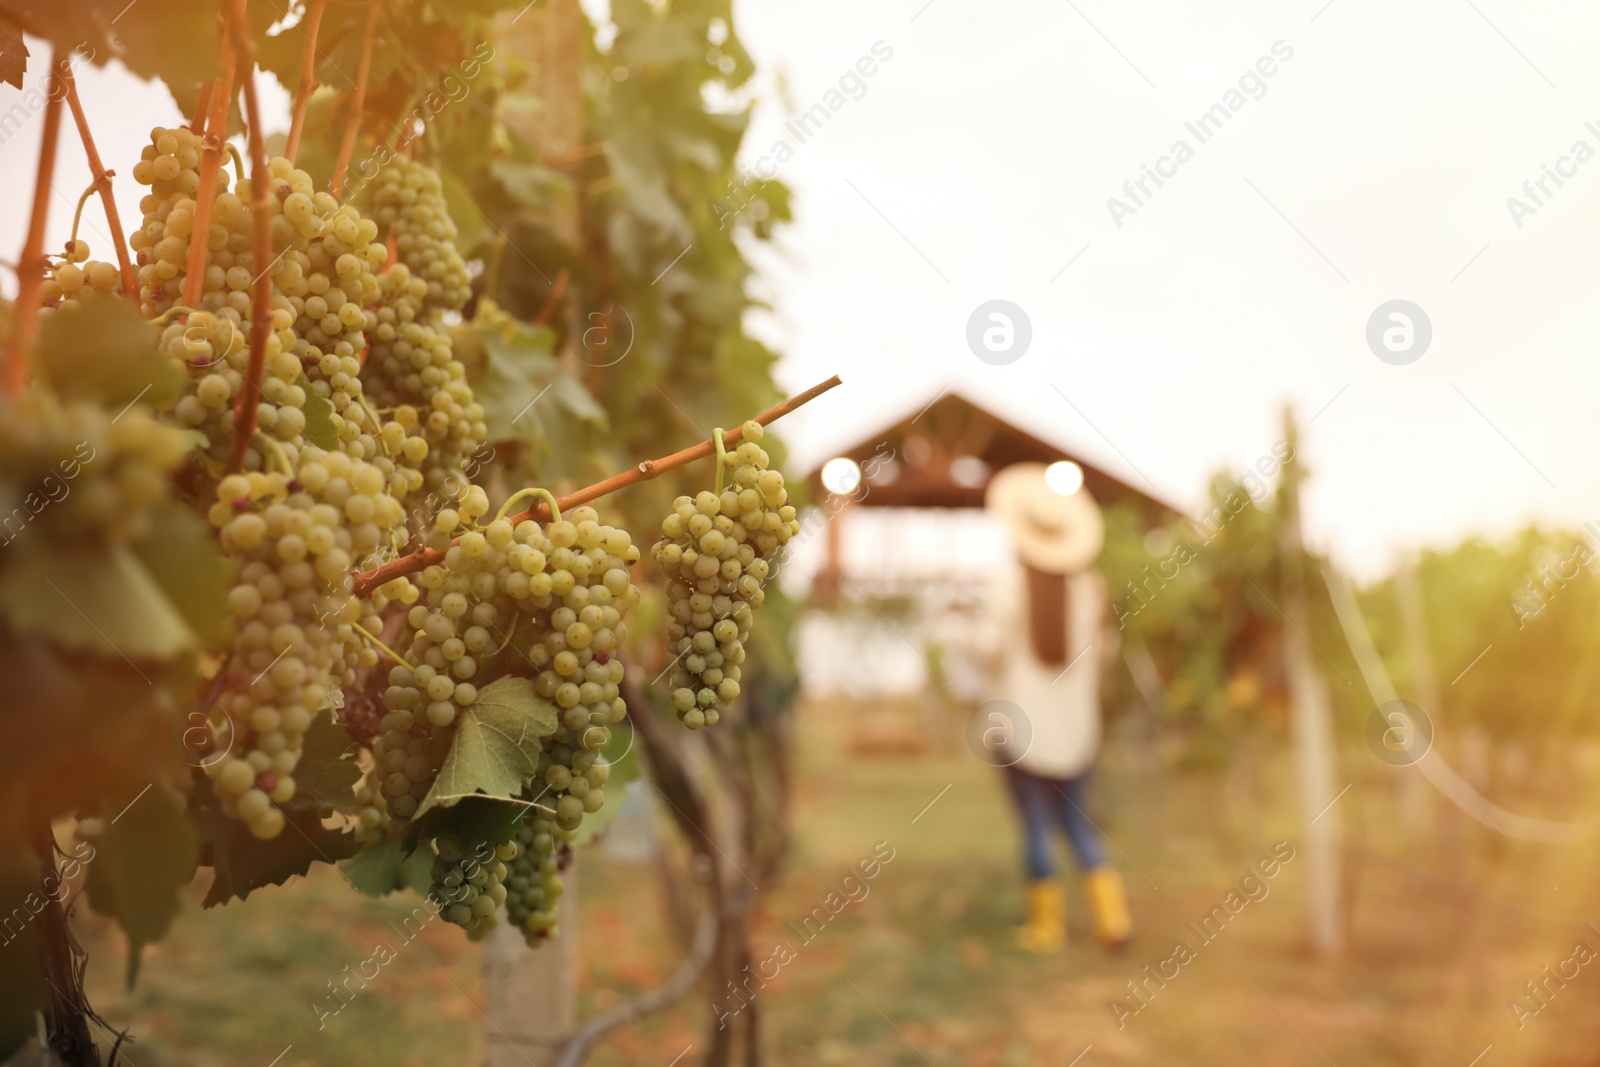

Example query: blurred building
[787,390,1175,704]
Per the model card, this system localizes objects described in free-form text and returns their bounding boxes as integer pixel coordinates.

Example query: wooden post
[1278,413,1343,955]
[482,862,579,1067]
[815,495,847,606]
[1394,556,1436,832]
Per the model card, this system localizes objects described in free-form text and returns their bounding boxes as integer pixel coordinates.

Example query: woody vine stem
[348,374,844,598]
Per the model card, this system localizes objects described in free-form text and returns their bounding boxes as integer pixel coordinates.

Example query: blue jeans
[1002,764,1106,880]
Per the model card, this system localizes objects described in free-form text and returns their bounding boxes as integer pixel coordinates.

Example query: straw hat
[985,462,1104,574]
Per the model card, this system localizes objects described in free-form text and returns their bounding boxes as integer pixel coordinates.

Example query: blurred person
[984,463,1132,953]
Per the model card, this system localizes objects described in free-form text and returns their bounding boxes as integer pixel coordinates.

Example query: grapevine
[0,1,823,1060]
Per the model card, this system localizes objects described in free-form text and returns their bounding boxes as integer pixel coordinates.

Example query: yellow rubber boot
[1016,878,1066,954]
[1083,866,1133,949]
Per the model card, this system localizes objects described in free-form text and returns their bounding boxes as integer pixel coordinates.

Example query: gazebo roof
[803,388,1178,520]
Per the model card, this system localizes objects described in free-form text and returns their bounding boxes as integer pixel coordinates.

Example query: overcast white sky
[736,0,1600,577]
[6,1,1600,577]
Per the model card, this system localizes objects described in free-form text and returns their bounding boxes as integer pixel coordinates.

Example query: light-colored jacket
[993,562,1106,780]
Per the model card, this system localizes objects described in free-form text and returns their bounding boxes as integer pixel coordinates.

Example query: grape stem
[181,33,238,309]
[3,48,65,397]
[284,0,329,163]
[68,183,94,248]
[348,373,844,598]
[712,427,728,495]
[58,64,139,303]
[328,0,380,200]
[494,486,560,526]
[254,432,293,477]
[224,0,275,477]
[225,142,247,185]
[351,621,416,670]
[151,305,198,326]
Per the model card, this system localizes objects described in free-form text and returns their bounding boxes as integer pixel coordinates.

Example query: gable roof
[802,388,1179,520]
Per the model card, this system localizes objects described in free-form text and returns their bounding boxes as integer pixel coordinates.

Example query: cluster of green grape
[363,158,472,311]
[363,273,484,506]
[137,137,404,479]
[653,421,798,727]
[163,308,308,468]
[359,158,485,515]
[428,835,517,940]
[200,450,405,839]
[127,125,208,316]
[39,239,121,308]
[505,812,571,944]
[359,489,640,844]
[0,389,187,548]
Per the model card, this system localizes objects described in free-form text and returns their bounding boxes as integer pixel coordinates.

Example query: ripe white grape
[429,835,518,940]
[200,449,405,839]
[652,421,798,727]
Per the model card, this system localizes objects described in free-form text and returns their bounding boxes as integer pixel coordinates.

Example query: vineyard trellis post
[1279,413,1343,956]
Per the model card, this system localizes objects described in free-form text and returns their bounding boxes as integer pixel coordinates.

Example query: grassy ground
[69,696,1600,1066]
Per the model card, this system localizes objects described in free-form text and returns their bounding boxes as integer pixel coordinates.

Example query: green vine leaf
[412,676,557,821]
[340,839,433,898]
[474,319,560,442]
[290,711,362,813]
[84,784,200,988]
[440,167,489,253]
[408,793,530,853]
[131,504,231,648]
[488,159,564,214]
[473,316,607,481]
[199,807,360,908]
[0,545,198,660]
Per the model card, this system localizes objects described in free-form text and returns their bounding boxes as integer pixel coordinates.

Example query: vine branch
[328,0,380,200]
[181,39,237,308]
[224,0,274,476]
[284,0,328,163]
[552,895,718,1067]
[190,80,215,133]
[3,48,65,397]
[34,829,101,1067]
[58,63,138,303]
[349,373,843,597]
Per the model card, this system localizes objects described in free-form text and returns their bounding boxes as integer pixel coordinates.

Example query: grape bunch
[355,161,486,521]
[505,812,571,944]
[362,269,484,507]
[363,158,472,311]
[127,125,207,317]
[39,239,122,309]
[361,490,640,842]
[0,390,186,548]
[163,308,309,471]
[201,450,405,838]
[653,421,798,727]
[429,835,517,939]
